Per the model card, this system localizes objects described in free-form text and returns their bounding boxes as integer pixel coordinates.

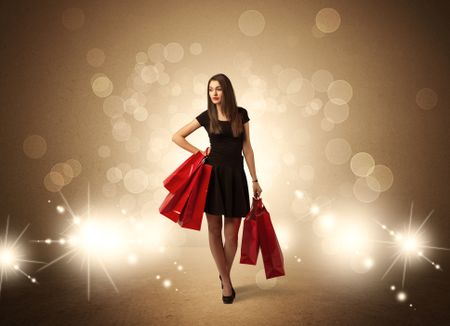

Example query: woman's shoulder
[237,106,250,123]
[195,109,209,127]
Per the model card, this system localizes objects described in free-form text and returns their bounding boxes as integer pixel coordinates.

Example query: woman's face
[208,80,223,105]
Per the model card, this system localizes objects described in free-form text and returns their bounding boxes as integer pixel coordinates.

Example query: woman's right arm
[171,119,202,154]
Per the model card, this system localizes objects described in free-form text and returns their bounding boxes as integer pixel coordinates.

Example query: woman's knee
[224,218,240,243]
[224,232,238,244]
[206,213,222,236]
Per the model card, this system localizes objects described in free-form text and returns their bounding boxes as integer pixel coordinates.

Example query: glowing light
[1,215,43,294]
[56,206,65,213]
[313,213,336,237]
[320,214,335,229]
[402,237,417,252]
[341,228,365,252]
[1,250,13,265]
[128,254,138,265]
[396,291,407,302]
[177,265,183,271]
[390,285,396,291]
[310,205,320,215]
[364,257,374,269]
[163,279,172,288]
[156,275,161,280]
[34,185,124,300]
[376,202,450,288]
[294,190,305,199]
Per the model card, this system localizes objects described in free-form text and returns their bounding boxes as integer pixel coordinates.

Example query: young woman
[171,73,262,304]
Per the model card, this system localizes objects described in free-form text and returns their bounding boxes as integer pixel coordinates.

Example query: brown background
[0,0,449,325]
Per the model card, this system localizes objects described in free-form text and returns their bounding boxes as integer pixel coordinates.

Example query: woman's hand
[253,181,262,198]
[200,147,210,156]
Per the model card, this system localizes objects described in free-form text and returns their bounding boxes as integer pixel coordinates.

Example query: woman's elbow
[243,145,253,156]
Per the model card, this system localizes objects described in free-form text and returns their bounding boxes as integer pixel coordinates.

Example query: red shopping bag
[256,197,285,279]
[240,196,260,265]
[178,162,212,231]
[162,148,209,194]
[159,166,201,222]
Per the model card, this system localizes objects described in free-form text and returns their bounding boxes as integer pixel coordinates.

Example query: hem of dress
[204,210,247,218]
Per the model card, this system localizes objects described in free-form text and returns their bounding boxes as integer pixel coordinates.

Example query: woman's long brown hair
[206,73,244,138]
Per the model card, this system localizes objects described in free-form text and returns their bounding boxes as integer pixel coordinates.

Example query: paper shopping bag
[178,162,212,231]
[240,196,260,265]
[162,148,208,194]
[256,197,286,279]
[159,161,204,223]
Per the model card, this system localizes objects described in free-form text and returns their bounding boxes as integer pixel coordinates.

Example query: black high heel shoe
[222,292,234,304]
[219,275,236,303]
[219,275,236,295]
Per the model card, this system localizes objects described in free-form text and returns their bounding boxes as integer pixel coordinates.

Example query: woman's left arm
[242,122,262,196]
[242,122,257,180]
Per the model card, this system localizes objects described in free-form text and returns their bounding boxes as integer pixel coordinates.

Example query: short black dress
[195,107,251,218]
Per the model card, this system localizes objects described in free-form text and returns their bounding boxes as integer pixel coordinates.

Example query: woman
[171,73,262,304]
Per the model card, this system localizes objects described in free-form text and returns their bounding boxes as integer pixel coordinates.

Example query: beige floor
[0,246,448,325]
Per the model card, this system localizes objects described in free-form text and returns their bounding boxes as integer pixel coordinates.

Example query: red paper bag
[256,198,285,279]
[159,167,201,222]
[162,148,208,194]
[240,196,260,265]
[159,148,209,222]
[178,162,212,231]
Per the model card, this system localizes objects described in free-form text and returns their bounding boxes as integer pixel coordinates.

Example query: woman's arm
[172,119,202,154]
[242,122,258,181]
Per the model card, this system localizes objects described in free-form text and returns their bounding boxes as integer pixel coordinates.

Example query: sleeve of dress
[195,110,208,127]
[241,107,250,124]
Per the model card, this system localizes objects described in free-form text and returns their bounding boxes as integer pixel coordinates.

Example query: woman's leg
[205,213,232,296]
[223,217,242,285]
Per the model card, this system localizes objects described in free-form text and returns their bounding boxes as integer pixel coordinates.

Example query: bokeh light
[23,135,47,159]
[315,8,341,33]
[239,10,266,36]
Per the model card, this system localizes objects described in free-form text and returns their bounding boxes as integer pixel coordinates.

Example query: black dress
[195,107,251,218]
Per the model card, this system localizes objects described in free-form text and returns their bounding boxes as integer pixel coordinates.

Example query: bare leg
[223,217,242,289]
[206,213,232,296]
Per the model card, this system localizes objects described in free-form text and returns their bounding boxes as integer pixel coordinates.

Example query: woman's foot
[219,275,236,302]
[222,282,234,304]
[222,293,234,304]
[222,282,233,297]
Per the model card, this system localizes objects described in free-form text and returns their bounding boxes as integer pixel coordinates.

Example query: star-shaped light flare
[1,215,44,295]
[373,201,450,288]
[33,184,123,301]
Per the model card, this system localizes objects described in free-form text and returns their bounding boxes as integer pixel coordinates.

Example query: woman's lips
[213,97,219,100]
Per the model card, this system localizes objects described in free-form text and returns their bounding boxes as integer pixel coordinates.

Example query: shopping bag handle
[201,146,210,164]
